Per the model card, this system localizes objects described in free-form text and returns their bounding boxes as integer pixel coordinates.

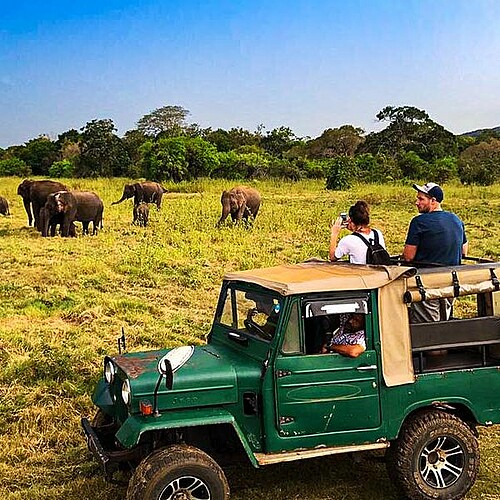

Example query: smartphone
[340,212,348,225]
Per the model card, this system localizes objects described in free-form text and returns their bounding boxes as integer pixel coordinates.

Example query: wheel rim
[419,435,465,489]
[159,475,211,500]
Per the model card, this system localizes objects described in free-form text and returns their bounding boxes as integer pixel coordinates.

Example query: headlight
[122,379,131,405]
[104,360,115,384]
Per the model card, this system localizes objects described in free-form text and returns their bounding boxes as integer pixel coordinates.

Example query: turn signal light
[140,400,153,416]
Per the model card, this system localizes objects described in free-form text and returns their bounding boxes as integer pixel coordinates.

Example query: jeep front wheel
[126,444,230,500]
[387,410,479,500]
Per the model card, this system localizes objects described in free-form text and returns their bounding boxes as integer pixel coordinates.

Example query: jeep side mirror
[158,358,173,390]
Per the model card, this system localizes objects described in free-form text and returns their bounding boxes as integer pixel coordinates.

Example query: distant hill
[461,126,500,137]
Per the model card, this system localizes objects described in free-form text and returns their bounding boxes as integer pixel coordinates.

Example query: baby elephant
[133,202,149,227]
[0,196,10,216]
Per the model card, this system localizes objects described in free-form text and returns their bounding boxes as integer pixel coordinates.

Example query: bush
[48,159,74,178]
[428,156,458,184]
[355,154,401,183]
[397,151,429,179]
[325,156,356,190]
[0,157,31,176]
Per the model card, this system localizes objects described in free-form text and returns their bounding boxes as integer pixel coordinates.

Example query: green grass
[0,176,499,499]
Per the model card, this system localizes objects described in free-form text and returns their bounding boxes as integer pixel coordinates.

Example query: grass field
[0,176,499,499]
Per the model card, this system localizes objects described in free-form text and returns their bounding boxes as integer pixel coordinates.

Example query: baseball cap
[412,182,444,202]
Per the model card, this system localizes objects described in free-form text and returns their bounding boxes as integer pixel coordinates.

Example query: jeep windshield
[215,284,282,343]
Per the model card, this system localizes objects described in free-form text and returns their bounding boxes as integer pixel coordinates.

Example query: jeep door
[273,295,382,445]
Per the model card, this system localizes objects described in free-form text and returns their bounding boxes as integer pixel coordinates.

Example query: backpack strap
[352,231,378,246]
[351,231,370,247]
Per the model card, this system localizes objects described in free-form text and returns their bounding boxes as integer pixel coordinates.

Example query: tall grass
[0,177,499,499]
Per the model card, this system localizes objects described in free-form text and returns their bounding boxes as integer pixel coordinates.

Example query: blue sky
[1,0,500,148]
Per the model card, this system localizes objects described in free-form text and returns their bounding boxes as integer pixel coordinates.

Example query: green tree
[184,137,220,178]
[458,139,500,185]
[361,106,458,162]
[77,119,131,177]
[260,126,301,157]
[305,125,364,159]
[19,136,59,175]
[141,138,188,182]
[137,105,190,138]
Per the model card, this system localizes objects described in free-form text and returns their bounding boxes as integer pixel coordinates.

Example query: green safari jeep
[82,260,500,500]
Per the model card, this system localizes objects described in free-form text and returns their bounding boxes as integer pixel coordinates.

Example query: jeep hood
[112,345,255,411]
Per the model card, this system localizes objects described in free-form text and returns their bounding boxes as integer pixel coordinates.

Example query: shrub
[0,157,31,176]
[48,159,74,178]
[325,156,356,190]
[429,156,458,184]
[397,151,429,179]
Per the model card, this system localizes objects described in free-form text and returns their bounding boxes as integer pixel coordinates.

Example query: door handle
[357,365,377,371]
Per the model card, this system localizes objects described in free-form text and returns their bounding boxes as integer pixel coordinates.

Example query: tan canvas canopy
[404,262,500,303]
[224,260,500,388]
[224,261,416,295]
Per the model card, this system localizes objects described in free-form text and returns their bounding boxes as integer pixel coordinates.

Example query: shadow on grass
[226,452,398,500]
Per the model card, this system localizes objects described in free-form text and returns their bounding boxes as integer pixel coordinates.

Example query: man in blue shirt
[402,182,468,322]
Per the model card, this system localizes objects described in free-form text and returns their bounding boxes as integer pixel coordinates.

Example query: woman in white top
[329,200,386,264]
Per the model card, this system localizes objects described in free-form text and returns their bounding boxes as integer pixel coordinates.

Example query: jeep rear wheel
[126,444,229,500]
[387,410,479,500]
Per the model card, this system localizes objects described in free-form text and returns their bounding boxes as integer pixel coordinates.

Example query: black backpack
[352,230,392,265]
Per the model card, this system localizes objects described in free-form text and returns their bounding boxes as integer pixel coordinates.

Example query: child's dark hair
[348,200,370,226]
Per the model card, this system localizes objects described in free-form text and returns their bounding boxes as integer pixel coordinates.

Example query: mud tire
[386,410,479,500]
[126,444,229,500]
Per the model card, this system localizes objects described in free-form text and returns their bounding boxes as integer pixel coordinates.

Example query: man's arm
[462,241,469,257]
[402,244,417,262]
[330,344,365,358]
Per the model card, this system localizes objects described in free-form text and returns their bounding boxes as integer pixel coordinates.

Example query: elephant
[0,196,10,216]
[41,191,104,237]
[217,186,261,227]
[112,181,166,209]
[17,179,67,229]
[133,202,149,227]
[39,206,76,237]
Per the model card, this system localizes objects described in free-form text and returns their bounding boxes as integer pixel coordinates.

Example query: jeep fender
[115,408,260,467]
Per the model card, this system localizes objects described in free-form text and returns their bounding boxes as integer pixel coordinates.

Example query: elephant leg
[23,199,33,226]
[82,222,90,235]
[61,217,73,237]
[33,202,42,230]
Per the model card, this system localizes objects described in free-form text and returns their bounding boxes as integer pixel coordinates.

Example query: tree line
[1,104,499,187]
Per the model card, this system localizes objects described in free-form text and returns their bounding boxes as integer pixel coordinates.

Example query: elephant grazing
[133,202,149,227]
[17,179,68,229]
[112,182,165,209]
[217,186,261,227]
[41,191,104,237]
[0,196,10,216]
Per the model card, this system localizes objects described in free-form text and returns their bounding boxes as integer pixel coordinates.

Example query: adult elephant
[41,191,104,237]
[112,181,165,209]
[217,186,261,227]
[17,179,67,229]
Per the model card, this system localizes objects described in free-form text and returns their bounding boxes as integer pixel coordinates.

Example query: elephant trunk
[217,200,231,227]
[111,196,126,205]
